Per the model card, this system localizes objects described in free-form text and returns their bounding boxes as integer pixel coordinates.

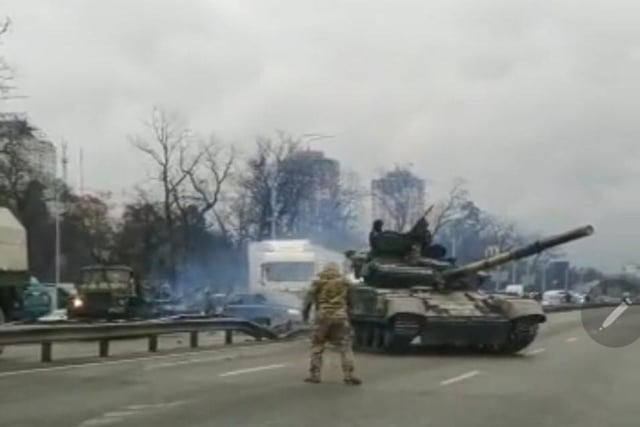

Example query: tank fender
[384,297,426,319]
[490,297,547,323]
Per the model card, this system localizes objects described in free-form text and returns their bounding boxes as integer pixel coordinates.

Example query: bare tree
[131,108,238,285]
[180,137,235,225]
[0,116,37,211]
[0,18,15,101]
[131,107,198,285]
[479,213,520,251]
[372,165,425,232]
[234,132,309,239]
[427,177,475,238]
[326,169,367,230]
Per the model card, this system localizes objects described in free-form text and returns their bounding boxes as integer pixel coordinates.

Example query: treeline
[0,109,366,291]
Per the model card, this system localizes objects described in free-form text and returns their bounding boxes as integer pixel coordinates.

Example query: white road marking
[567,337,578,342]
[126,401,186,410]
[0,341,299,379]
[145,354,235,370]
[219,364,287,377]
[103,411,139,417]
[78,401,187,427]
[525,348,546,356]
[439,370,480,386]
[79,418,121,426]
[126,401,187,410]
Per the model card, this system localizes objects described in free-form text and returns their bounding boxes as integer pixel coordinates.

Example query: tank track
[494,318,539,354]
[351,317,417,354]
[351,316,539,355]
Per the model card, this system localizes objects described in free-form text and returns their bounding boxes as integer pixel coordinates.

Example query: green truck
[0,208,52,331]
[67,264,145,319]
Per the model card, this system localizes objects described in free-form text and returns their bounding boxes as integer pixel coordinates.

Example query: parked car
[221,290,304,333]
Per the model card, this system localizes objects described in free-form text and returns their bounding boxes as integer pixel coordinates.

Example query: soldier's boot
[304,364,322,384]
[343,376,362,386]
[343,368,362,385]
[304,369,321,383]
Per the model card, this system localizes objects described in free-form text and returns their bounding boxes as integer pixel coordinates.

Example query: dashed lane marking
[102,411,139,417]
[567,337,578,343]
[525,348,546,356]
[77,401,187,427]
[79,418,120,426]
[439,370,480,386]
[219,364,287,377]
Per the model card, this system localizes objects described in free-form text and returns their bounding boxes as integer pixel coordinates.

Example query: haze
[2,0,638,272]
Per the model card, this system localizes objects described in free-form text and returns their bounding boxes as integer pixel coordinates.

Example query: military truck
[0,208,30,327]
[345,216,594,354]
[68,264,187,320]
[67,264,147,320]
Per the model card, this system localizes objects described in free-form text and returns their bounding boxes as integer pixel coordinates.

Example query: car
[221,290,304,333]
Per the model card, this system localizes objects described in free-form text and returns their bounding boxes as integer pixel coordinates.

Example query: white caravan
[247,239,347,294]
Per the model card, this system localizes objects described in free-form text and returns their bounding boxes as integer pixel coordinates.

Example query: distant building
[281,149,340,233]
[622,264,640,278]
[0,115,57,184]
[545,260,570,289]
[371,167,425,231]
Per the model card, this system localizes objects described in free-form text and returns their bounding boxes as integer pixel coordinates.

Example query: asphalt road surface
[0,308,638,427]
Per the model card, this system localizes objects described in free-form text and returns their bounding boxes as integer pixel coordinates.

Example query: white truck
[0,208,29,325]
[247,239,347,295]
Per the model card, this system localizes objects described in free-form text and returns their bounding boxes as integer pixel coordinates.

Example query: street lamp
[269,161,278,240]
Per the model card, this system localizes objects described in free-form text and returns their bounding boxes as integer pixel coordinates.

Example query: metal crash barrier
[542,301,620,313]
[0,317,289,362]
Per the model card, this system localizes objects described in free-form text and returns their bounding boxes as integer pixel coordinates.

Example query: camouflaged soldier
[302,263,362,385]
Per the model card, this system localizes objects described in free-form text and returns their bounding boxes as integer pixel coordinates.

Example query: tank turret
[347,216,593,290]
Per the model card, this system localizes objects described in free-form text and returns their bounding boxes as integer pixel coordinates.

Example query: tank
[345,216,594,354]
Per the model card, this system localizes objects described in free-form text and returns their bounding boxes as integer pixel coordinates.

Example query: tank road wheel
[378,326,413,354]
[0,307,5,355]
[352,323,370,351]
[372,325,386,350]
[497,318,540,354]
[353,323,385,352]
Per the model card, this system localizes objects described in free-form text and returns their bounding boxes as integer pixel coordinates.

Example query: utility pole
[270,161,278,240]
[541,261,547,295]
[79,147,84,194]
[55,140,68,285]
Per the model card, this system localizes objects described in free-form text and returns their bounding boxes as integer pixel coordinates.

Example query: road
[0,308,638,427]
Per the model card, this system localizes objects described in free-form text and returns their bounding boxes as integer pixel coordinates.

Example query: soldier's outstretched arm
[302,281,318,322]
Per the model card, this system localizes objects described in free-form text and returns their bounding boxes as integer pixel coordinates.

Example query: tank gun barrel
[442,225,594,279]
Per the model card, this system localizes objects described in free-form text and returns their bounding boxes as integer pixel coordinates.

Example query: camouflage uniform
[303,264,361,385]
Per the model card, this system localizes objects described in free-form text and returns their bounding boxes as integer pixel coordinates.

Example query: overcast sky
[2,0,639,272]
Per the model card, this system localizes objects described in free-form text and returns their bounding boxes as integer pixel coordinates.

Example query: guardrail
[0,302,620,363]
[542,302,620,313]
[0,317,284,362]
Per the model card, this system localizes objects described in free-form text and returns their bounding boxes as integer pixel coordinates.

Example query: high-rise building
[371,167,425,231]
[0,115,56,184]
[280,149,340,234]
